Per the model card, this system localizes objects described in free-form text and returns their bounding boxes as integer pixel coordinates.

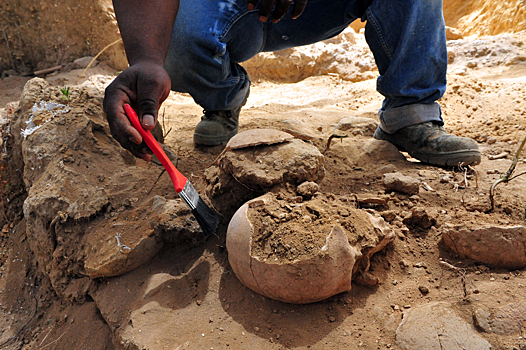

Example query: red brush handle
[124,104,187,193]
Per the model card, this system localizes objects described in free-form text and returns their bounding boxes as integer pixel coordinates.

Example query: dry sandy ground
[1,29,526,350]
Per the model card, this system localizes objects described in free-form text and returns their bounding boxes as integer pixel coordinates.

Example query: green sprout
[60,86,71,101]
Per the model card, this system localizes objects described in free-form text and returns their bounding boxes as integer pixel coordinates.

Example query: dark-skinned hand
[103,62,171,161]
[246,0,308,23]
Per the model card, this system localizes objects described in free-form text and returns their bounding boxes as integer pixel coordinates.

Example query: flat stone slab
[443,224,526,269]
[396,302,491,350]
[474,302,526,335]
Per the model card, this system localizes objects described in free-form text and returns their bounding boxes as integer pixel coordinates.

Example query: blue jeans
[165,0,447,133]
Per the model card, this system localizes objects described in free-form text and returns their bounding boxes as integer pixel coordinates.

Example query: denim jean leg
[364,0,447,133]
[164,0,262,111]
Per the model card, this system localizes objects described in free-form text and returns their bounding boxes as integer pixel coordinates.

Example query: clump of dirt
[205,131,325,217]
[248,191,378,263]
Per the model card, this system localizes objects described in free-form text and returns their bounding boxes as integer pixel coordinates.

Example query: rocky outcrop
[11,78,201,297]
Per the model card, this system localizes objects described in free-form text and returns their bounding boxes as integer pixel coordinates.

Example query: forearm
[112,0,179,66]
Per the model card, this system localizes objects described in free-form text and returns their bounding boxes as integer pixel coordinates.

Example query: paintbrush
[124,104,219,236]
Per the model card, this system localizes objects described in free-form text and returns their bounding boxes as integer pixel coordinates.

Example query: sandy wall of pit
[444,0,526,36]
[0,0,127,74]
[0,0,524,74]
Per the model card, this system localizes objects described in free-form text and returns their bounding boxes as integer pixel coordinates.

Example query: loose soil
[248,192,377,263]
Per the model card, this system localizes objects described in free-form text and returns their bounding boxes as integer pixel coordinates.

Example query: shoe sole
[409,149,481,167]
[194,130,237,146]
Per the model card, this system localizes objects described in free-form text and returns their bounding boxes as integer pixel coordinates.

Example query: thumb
[141,113,156,130]
[135,66,171,130]
[136,98,159,131]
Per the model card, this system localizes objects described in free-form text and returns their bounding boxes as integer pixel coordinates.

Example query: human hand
[246,0,308,23]
[103,62,171,161]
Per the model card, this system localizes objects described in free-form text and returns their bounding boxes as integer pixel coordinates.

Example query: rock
[221,138,325,188]
[473,308,492,332]
[206,137,325,216]
[3,69,19,76]
[442,224,526,269]
[403,207,437,229]
[335,115,379,136]
[474,303,526,335]
[12,78,198,296]
[81,195,201,280]
[72,56,98,69]
[296,181,319,197]
[353,271,379,286]
[381,210,397,222]
[355,194,389,208]
[281,119,317,141]
[446,26,464,40]
[63,277,92,302]
[451,66,468,76]
[383,173,420,195]
[151,196,204,246]
[225,128,294,150]
[83,200,164,279]
[396,302,491,350]
[375,164,398,176]
[363,139,405,161]
[321,137,404,168]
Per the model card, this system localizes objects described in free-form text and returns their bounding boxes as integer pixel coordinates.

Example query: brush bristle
[192,198,219,236]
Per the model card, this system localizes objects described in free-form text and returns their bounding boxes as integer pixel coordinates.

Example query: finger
[130,149,152,162]
[290,0,308,19]
[136,91,160,131]
[246,0,258,11]
[135,68,171,130]
[104,88,144,145]
[270,0,292,23]
[258,0,276,22]
[110,108,144,147]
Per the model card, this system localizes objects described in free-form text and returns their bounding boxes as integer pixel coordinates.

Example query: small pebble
[419,286,430,295]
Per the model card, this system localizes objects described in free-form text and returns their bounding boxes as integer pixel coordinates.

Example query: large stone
[443,224,526,269]
[383,173,420,195]
[474,302,526,335]
[220,138,325,188]
[205,134,325,216]
[363,139,406,161]
[14,78,198,297]
[396,302,491,350]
